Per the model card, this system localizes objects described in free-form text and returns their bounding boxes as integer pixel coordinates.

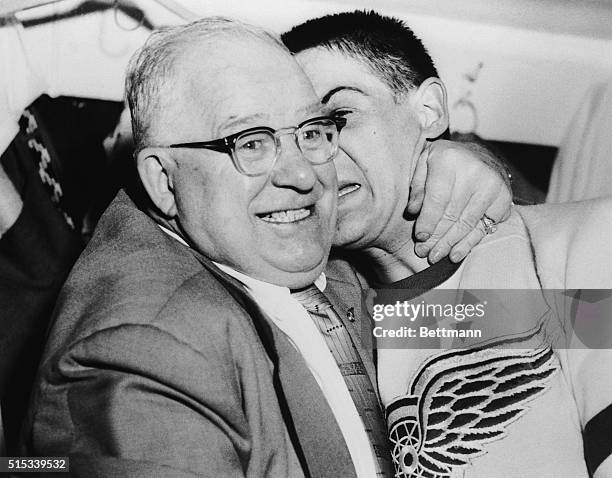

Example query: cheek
[173,169,208,216]
[319,162,338,194]
[338,135,393,189]
[182,189,256,264]
[334,138,373,183]
[175,165,254,230]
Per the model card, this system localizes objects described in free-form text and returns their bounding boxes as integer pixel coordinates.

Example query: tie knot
[291,284,333,314]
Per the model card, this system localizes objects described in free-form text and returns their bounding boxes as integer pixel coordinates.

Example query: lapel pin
[347,307,355,322]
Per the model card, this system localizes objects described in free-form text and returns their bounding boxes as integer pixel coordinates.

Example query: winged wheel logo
[386,327,558,478]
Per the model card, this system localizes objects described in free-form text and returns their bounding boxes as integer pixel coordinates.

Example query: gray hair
[125,17,286,150]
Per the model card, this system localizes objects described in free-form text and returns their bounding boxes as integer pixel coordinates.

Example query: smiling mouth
[338,183,361,198]
[258,206,313,224]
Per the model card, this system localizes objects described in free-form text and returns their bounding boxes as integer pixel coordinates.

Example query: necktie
[291,285,392,477]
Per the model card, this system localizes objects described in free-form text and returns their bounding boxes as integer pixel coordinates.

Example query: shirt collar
[158,224,189,247]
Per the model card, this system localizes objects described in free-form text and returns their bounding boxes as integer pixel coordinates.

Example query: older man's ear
[413,77,449,139]
[136,149,178,218]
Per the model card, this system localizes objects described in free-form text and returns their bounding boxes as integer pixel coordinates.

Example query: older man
[283,10,612,478]
[22,17,371,477]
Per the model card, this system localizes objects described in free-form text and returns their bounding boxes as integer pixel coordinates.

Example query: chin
[266,262,327,289]
[333,218,371,249]
[279,245,329,277]
[280,250,327,272]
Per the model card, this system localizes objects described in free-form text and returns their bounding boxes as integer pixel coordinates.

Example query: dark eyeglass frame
[140,115,346,177]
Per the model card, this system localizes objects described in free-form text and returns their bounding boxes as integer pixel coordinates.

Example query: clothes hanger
[0,0,62,18]
[1,0,196,25]
[8,0,155,31]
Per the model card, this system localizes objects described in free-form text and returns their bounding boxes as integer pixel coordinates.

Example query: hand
[407,140,512,263]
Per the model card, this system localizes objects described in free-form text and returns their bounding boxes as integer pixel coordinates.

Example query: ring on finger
[481,214,498,235]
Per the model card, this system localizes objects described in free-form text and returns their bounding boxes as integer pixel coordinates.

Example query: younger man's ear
[136,148,178,218]
[414,77,449,139]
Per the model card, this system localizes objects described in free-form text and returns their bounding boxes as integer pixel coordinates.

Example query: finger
[415,194,469,263]
[414,215,451,260]
[420,186,510,263]
[407,143,430,216]
[419,189,489,262]
[448,221,488,263]
[414,159,455,243]
[483,184,513,222]
[436,175,511,247]
[433,185,497,247]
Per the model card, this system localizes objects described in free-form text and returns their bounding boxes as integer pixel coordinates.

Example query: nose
[269,134,317,192]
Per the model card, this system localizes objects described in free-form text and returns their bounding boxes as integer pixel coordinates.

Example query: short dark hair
[281,10,440,96]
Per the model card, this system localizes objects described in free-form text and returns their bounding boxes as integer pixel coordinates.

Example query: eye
[240,139,264,151]
[302,128,322,141]
[235,131,273,157]
[332,109,353,118]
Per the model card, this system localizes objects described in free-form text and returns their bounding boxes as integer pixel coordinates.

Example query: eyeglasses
[160,115,346,177]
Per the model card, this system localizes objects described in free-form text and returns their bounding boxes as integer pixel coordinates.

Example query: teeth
[338,184,361,198]
[260,208,311,223]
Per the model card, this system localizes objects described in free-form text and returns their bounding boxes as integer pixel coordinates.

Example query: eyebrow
[217,100,324,133]
[321,86,367,104]
[218,114,268,135]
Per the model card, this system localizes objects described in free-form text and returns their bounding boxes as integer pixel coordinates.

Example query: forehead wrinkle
[177,65,251,139]
[177,43,321,136]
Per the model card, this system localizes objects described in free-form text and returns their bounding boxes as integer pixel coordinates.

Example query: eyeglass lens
[233,119,337,174]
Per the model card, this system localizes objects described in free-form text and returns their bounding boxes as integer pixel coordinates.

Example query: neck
[360,223,430,284]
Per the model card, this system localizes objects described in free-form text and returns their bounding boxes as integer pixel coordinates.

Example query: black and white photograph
[1,0,612,476]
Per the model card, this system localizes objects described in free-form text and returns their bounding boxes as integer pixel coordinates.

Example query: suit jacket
[21,190,371,478]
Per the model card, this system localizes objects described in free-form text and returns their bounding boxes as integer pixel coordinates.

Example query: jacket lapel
[191,253,357,478]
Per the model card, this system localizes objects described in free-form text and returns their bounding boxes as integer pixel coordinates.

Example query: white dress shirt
[158,225,377,477]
